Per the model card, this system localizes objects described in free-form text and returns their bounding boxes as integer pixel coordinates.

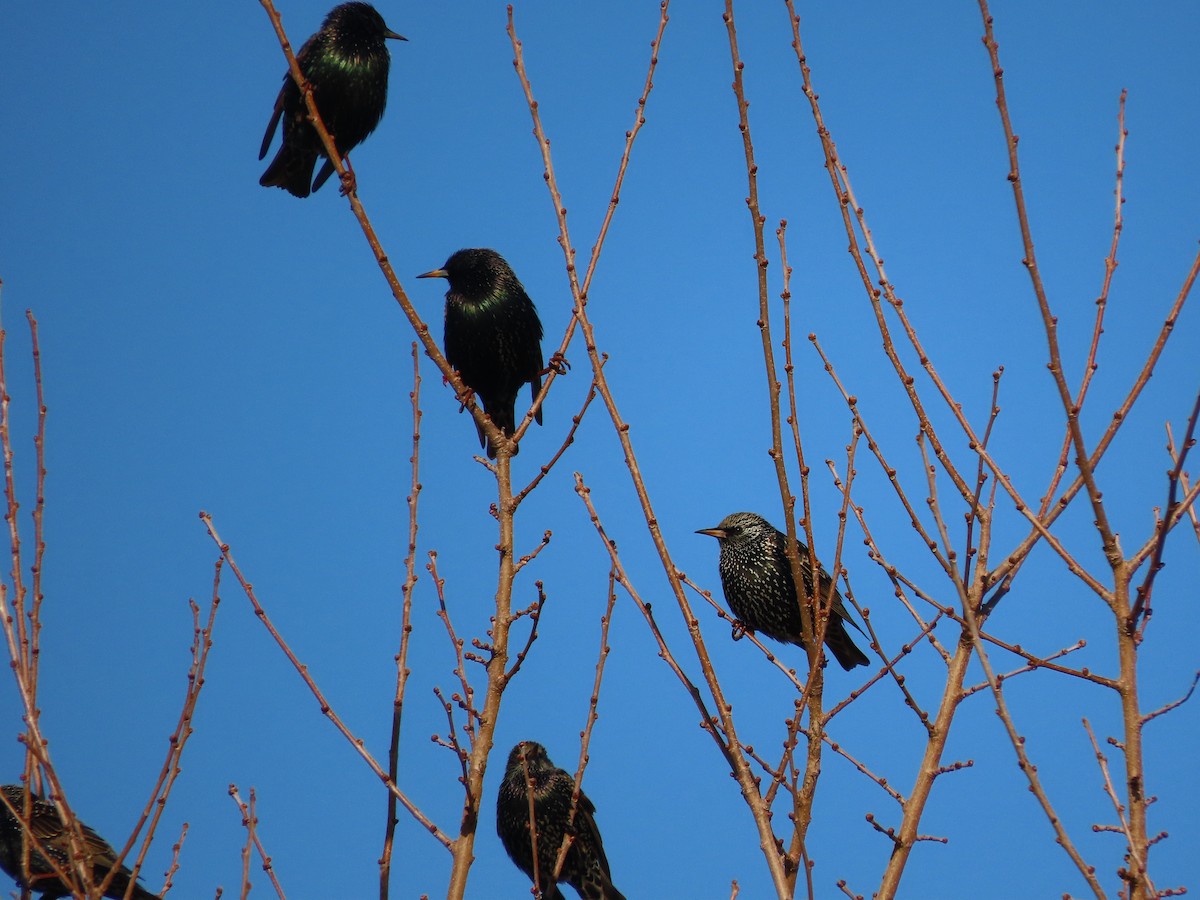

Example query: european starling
[496,742,625,900]
[418,249,545,458]
[0,784,159,899]
[697,511,870,670]
[259,2,405,197]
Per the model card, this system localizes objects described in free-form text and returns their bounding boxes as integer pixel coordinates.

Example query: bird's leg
[730,620,749,641]
[541,352,571,377]
[452,381,477,412]
[338,153,358,195]
[438,371,476,409]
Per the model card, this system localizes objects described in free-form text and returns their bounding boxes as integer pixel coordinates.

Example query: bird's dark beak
[386,30,408,41]
[696,527,727,539]
[417,268,448,279]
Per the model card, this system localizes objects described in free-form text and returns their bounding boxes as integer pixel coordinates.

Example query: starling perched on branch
[0,784,159,899]
[697,511,870,670]
[259,2,405,197]
[418,249,545,458]
[496,742,625,900]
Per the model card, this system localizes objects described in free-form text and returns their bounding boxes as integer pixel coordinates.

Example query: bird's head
[328,2,408,43]
[418,248,514,299]
[506,740,552,777]
[696,511,772,546]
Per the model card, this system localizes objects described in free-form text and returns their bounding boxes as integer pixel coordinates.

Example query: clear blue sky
[0,2,1197,897]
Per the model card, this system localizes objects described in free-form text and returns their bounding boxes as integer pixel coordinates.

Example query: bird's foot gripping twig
[338,154,358,196]
[453,383,477,413]
[730,620,749,641]
[542,352,571,377]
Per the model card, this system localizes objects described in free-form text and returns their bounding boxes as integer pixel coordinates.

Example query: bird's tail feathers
[259,98,285,160]
[826,617,870,670]
[259,149,317,198]
[104,873,160,900]
[311,159,337,194]
[480,400,518,459]
[580,876,626,900]
[530,374,544,426]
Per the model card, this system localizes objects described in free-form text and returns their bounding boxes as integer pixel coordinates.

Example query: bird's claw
[542,352,571,377]
[731,620,748,641]
[455,383,477,412]
[338,154,358,196]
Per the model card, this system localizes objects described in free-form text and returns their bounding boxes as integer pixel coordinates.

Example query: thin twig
[200,513,449,846]
[381,343,424,900]
[230,786,287,899]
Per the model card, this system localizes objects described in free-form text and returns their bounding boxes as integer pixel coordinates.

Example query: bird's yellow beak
[417,268,448,279]
[695,527,727,539]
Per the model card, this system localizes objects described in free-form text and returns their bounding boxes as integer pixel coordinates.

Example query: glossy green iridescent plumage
[259,3,405,197]
[418,249,545,458]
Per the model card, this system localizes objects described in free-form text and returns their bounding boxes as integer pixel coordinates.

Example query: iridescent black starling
[496,742,625,900]
[259,2,405,197]
[697,511,870,670]
[0,784,159,899]
[418,249,545,458]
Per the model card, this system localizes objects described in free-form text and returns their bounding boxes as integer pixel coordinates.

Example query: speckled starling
[0,784,159,899]
[259,2,405,197]
[418,249,545,458]
[697,511,870,670]
[496,741,625,900]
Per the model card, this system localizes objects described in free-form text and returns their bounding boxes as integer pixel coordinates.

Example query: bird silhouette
[418,249,545,458]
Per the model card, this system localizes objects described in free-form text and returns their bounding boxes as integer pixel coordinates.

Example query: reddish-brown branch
[961,641,1089,698]
[162,822,189,897]
[1130,389,1200,629]
[514,530,552,575]
[724,7,836,885]
[1082,721,1158,898]
[965,368,1003,617]
[505,586,548,681]
[875,638,974,898]
[255,0,507,456]
[549,574,619,884]
[507,1,670,449]
[1035,91,1127,520]
[0,323,30,681]
[230,786,287,899]
[24,311,46,706]
[679,573,805,691]
[1165,422,1200,545]
[200,513,449,847]
[821,734,906,805]
[572,475,724,749]
[809,336,951,579]
[429,552,481,751]
[515,370,601,509]
[112,579,222,897]
[381,343,423,899]
[978,1,1119,569]
[1140,671,1199,725]
[254,13,541,893]
[961,590,1105,897]
[782,1,983,516]
[509,6,796,895]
